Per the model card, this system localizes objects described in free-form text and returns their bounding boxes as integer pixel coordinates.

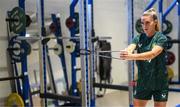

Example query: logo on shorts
[161,94,166,98]
[138,43,142,48]
[134,90,136,95]
[147,59,151,63]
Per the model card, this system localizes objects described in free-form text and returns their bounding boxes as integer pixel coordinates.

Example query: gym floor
[96,90,180,107]
[32,89,180,107]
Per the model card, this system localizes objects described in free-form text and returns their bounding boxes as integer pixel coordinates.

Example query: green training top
[132,32,168,90]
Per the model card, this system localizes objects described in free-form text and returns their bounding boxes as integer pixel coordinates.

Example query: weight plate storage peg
[7,7,26,34]
[66,41,75,53]
[53,44,62,55]
[26,15,32,27]
[5,93,24,107]
[8,36,31,62]
[165,51,175,65]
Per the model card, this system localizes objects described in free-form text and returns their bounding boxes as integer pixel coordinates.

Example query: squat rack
[127,0,134,107]
[35,0,93,106]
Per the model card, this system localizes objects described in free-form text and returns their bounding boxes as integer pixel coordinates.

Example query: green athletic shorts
[134,88,168,101]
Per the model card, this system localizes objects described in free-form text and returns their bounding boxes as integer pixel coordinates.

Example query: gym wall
[94,0,129,86]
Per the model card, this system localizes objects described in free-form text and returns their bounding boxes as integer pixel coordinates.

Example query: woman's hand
[120,50,129,60]
[119,44,136,60]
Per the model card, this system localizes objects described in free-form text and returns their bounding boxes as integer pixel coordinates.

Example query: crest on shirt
[138,43,142,48]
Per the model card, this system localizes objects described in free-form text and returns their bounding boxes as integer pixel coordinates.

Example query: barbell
[7,36,64,62]
[16,36,112,42]
[9,35,117,61]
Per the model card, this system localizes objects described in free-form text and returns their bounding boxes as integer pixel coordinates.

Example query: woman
[120,8,168,107]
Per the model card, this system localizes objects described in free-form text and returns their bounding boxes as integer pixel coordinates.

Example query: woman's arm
[125,44,137,53]
[120,45,163,60]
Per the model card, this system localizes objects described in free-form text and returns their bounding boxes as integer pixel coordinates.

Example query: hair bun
[148,8,156,12]
[144,8,157,16]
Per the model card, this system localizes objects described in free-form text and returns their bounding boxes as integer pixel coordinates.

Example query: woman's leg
[134,98,148,107]
[154,101,166,107]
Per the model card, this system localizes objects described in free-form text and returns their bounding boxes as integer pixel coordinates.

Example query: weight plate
[8,36,31,62]
[135,18,143,34]
[165,51,175,65]
[163,20,173,35]
[9,7,26,34]
[65,17,75,29]
[5,93,24,107]
[167,66,174,80]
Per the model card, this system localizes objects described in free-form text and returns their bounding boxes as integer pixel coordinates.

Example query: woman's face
[141,15,157,37]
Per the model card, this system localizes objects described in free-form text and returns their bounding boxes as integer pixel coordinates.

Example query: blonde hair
[142,8,160,31]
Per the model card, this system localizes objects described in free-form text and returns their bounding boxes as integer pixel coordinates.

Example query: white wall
[94,0,129,85]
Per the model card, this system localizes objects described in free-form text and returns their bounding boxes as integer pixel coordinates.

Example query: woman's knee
[134,98,148,107]
[154,101,167,107]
